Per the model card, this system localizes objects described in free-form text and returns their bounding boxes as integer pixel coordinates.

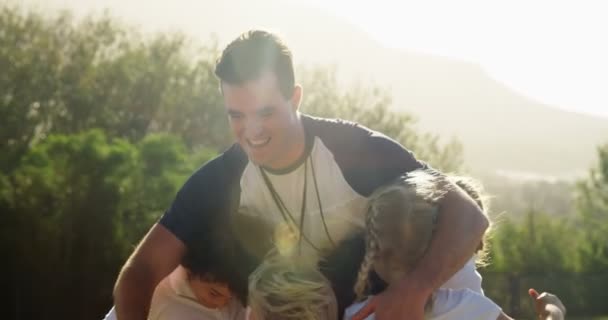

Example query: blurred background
[1,0,607,319]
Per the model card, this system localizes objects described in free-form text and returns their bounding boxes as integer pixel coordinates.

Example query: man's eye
[229,113,243,119]
[258,109,274,117]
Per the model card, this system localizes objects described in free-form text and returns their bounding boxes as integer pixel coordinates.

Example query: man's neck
[264,115,307,173]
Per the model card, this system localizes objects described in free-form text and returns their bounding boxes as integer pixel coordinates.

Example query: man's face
[188,278,232,309]
[222,71,302,169]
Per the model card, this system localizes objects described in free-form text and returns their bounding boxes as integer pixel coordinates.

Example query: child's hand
[528,288,566,320]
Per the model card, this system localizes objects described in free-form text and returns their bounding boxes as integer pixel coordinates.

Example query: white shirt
[102,267,245,320]
[441,256,484,295]
[344,288,501,320]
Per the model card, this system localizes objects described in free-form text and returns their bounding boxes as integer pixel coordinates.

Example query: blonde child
[244,251,563,320]
[246,252,337,320]
[345,169,565,320]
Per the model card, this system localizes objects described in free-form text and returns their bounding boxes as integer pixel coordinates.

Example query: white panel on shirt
[440,256,484,295]
[431,288,501,320]
[239,137,369,251]
[344,288,501,320]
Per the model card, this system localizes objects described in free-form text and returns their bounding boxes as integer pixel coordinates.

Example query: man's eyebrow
[227,108,243,116]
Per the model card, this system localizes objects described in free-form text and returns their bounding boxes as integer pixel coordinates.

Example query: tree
[299,66,464,172]
[3,130,214,319]
[487,210,575,274]
[0,5,229,174]
[575,143,608,272]
[1,5,468,319]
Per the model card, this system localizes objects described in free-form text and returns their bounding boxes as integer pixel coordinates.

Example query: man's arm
[354,183,489,320]
[408,183,489,293]
[113,223,186,320]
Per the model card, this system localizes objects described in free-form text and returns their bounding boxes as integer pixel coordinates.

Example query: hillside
[28,0,608,178]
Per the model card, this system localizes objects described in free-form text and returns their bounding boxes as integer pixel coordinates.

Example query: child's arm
[494,288,565,320]
[529,288,566,320]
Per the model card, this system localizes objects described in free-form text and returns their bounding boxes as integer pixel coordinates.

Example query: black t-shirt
[159,114,427,315]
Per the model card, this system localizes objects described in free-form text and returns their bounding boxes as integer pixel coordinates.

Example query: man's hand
[352,277,431,320]
[529,288,566,320]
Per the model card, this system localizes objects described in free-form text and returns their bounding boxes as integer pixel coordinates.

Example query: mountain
[30,0,608,179]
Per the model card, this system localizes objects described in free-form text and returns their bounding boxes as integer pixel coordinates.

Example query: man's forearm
[406,187,489,294]
[113,263,156,320]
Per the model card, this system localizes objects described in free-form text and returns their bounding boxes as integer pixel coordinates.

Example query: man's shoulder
[188,143,248,183]
[301,114,397,152]
[301,113,425,197]
[302,114,375,138]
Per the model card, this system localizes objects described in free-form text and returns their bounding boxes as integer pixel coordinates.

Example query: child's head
[354,170,445,299]
[185,271,233,309]
[247,254,337,320]
[354,169,492,299]
[182,253,235,309]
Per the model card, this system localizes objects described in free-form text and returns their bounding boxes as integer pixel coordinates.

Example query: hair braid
[354,205,382,300]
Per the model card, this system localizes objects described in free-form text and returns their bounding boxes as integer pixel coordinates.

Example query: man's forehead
[222,71,282,104]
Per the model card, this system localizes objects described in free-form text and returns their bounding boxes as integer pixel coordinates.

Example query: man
[113,30,488,320]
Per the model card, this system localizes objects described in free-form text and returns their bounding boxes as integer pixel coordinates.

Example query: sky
[19,0,608,118]
[292,0,608,118]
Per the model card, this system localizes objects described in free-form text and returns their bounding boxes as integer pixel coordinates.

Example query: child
[247,252,337,320]
[345,169,565,320]
[245,252,564,320]
[103,253,246,320]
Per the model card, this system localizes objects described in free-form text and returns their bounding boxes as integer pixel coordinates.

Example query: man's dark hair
[215,30,295,99]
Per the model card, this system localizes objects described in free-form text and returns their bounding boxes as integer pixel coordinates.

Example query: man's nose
[245,118,264,137]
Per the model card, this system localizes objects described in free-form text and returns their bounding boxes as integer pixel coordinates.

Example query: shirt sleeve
[159,148,244,250]
[431,288,502,320]
[307,115,429,197]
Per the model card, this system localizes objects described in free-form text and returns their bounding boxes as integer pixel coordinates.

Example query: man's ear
[290,84,303,112]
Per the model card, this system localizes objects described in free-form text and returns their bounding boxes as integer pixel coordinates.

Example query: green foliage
[299,66,464,172]
[575,144,608,272]
[5,130,138,318]
[486,210,575,273]
[481,143,608,318]
[480,174,575,219]
[0,5,228,174]
[4,2,606,319]
[3,130,214,319]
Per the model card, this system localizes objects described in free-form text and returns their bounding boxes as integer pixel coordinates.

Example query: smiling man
[112,30,488,320]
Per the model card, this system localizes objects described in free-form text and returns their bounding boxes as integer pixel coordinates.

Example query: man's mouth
[247,137,271,148]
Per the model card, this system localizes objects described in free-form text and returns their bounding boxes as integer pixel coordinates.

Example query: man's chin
[247,153,269,167]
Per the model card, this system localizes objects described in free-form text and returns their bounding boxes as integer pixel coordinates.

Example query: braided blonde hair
[354,169,450,300]
[248,251,337,320]
[353,170,493,299]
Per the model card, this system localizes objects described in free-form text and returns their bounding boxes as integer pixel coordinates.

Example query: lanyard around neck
[259,155,336,254]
